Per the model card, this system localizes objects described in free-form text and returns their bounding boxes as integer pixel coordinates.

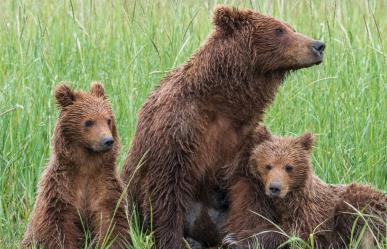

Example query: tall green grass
[0,0,385,248]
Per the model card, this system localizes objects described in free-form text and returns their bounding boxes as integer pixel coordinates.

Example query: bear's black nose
[312,41,325,55]
[268,182,281,197]
[101,136,114,149]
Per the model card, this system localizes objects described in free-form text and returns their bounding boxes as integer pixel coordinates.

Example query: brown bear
[225,126,386,249]
[22,83,130,249]
[121,5,325,249]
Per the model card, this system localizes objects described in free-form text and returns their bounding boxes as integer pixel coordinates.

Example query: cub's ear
[213,5,251,34]
[55,83,76,108]
[295,132,314,151]
[90,82,106,98]
[254,125,272,143]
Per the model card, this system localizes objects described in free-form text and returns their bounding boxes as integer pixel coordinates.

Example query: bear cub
[226,126,386,249]
[22,83,130,249]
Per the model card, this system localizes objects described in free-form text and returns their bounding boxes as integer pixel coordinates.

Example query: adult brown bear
[121,6,325,249]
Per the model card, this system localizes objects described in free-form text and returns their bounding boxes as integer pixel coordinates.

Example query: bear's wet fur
[225,126,386,249]
[22,83,130,249]
[121,5,324,248]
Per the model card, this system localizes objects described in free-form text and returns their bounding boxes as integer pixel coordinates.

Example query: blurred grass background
[0,0,386,248]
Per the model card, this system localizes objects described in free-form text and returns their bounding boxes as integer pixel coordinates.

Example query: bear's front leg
[22,202,82,249]
[91,201,131,249]
[142,168,196,249]
[52,210,83,249]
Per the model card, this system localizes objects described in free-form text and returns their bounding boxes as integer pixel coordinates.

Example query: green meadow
[0,0,385,248]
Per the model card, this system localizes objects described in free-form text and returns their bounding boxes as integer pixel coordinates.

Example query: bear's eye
[84,120,94,127]
[265,164,272,171]
[284,164,293,173]
[107,118,112,126]
[275,28,284,34]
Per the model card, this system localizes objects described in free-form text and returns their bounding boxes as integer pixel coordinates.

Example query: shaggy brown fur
[121,5,324,249]
[22,83,130,249]
[223,126,284,249]
[333,183,387,248]
[225,127,386,249]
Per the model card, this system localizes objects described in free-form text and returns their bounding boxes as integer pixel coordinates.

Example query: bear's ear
[55,83,76,108]
[213,5,251,34]
[254,125,272,143]
[90,82,106,99]
[295,132,314,151]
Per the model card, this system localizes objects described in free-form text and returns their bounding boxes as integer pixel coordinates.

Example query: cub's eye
[84,120,94,127]
[265,165,272,171]
[285,164,293,173]
[107,118,112,126]
[275,28,284,34]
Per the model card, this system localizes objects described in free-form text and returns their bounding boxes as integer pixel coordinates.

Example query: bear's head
[212,6,325,72]
[54,82,118,154]
[249,126,314,198]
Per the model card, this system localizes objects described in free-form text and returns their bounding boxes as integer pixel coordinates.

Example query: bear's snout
[100,135,114,151]
[311,40,325,58]
[268,181,282,197]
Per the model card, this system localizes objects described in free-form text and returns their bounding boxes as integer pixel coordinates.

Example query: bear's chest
[204,115,251,167]
[70,169,106,211]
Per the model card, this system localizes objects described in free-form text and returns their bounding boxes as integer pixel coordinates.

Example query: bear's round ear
[295,132,315,151]
[55,83,76,108]
[254,125,272,143]
[213,5,251,34]
[90,82,106,99]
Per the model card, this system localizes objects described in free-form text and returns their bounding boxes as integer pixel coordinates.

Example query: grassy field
[0,0,386,248]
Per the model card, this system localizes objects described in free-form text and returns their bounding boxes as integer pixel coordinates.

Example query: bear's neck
[175,36,287,122]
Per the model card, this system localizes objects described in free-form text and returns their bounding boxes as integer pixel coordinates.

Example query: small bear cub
[227,126,386,248]
[22,83,130,249]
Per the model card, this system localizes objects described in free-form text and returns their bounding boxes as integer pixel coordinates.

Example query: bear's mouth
[313,55,324,65]
[289,50,324,71]
[310,51,324,66]
[289,58,323,70]
[86,146,112,154]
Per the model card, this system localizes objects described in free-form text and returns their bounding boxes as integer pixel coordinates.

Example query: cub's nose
[268,182,281,197]
[312,41,325,55]
[101,136,114,149]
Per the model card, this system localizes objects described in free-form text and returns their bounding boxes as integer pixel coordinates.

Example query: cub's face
[55,83,117,153]
[213,6,325,72]
[250,127,314,198]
